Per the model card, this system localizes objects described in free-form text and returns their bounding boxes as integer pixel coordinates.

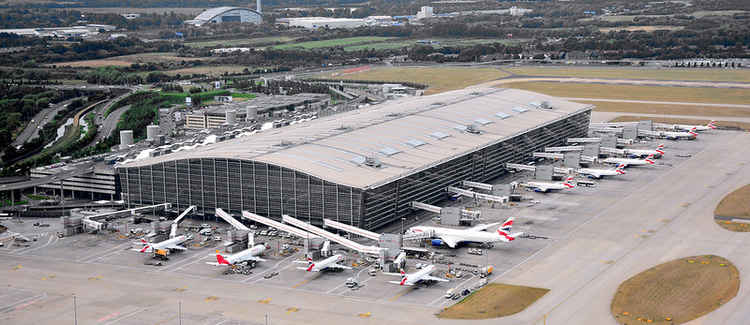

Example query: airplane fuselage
[601,157,653,167]
[576,168,624,178]
[408,226,503,247]
[224,244,266,265]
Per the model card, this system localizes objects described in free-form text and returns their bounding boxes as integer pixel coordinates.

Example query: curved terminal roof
[119,87,592,189]
[193,7,261,23]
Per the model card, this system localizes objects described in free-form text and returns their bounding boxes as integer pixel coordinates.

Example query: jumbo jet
[576,164,626,179]
[671,120,715,132]
[520,176,576,193]
[601,154,655,168]
[624,144,665,159]
[406,217,523,248]
[206,244,269,268]
[660,128,697,140]
[136,235,189,254]
[388,265,449,286]
[294,254,352,272]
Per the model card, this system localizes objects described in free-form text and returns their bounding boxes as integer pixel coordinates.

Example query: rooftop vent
[512,106,529,113]
[495,112,511,119]
[405,139,427,147]
[379,146,401,156]
[386,113,401,118]
[364,156,382,168]
[430,131,451,140]
[466,124,481,134]
[474,118,493,125]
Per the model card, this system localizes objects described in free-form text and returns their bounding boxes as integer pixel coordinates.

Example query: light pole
[178,301,182,325]
[400,218,406,234]
[73,294,77,325]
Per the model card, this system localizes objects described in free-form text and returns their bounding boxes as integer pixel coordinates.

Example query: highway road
[480,76,750,89]
[11,98,76,147]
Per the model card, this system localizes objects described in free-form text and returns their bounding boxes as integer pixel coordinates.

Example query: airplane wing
[329,263,352,270]
[237,255,266,263]
[165,244,187,251]
[440,236,460,248]
[535,185,548,192]
[467,222,500,232]
[422,275,449,282]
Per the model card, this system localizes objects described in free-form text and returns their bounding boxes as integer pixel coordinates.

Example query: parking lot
[0,129,728,324]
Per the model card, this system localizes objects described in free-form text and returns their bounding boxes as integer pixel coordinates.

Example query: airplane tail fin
[655,144,665,155]
[615,164,626,174]
[689,127,698,137]
[645,154,655,164]
[215,250,231,265]
[500,217,514,232]
[708,120,717,129]
[399,269,407,285]
[563,176,575,189]
[498,229,524,241]
[138,239,151,253]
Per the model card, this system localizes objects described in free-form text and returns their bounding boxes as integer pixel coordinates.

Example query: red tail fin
[216,254,231,265]
[306,263,315,272]
[139,245,150,253]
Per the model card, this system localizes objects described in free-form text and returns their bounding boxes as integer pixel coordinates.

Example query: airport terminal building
[117,88,591,231]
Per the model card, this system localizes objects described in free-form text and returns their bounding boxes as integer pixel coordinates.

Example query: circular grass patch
[612,255,739,324]
[714,184,750,232]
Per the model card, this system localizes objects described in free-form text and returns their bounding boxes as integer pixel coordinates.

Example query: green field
[271,36,395,50]
[184,36,297,48]
[343,38,526,51]
[507,67,750,83]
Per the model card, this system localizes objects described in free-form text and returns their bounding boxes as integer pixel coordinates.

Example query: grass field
[714,184,750,232]
[343,38,526,51]
[271,37,395,50]
[599,25,683,33]
[185,36,296,48]
[580,101,750,118]
[611,255,739,325]
[504,82,750,105]
[506,67,750,83]
[438,283,549,319]
[54,52,207,68]
[326,66,510,95]
[161,65,249,76]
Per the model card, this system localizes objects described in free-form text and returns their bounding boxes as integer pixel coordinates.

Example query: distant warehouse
[185,5,262,27]
[116,88,592,231]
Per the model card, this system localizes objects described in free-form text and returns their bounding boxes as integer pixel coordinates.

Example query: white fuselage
[576,168,623,178]
[523,181,572,192]
[674,124,711,132]
[307,254,344,272]
[660,130,696,140]
[147,235,187,252]
[601,157,653,167]
[409,226,502,247]
[223,244,266,264]
[401,265,437,286]
[623,149,662,158]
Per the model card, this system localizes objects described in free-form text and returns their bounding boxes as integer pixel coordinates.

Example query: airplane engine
[431,239,444,246]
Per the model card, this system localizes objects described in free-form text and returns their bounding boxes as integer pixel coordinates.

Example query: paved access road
[11,98,76,147]
[479,76,750,89]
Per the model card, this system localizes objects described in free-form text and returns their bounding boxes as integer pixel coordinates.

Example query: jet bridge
[282,215,382,256]
[462,180,493,191]
[170,205,196,238]
[544,146,584,152]
[87,203,172,221]
[506,163,573,175]
[323,218,380,241]
[446,186,507,204]
[240,211,318,239]
[600,147,625,156]
[215,208,249,231]
[411,201,442,214]
[568,137,633,145]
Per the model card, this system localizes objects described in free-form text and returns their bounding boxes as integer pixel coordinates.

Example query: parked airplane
[388,265,449,286]
[206,244,268,268]
[576,164,626,179]
[295,254,352,272]
[521,176,576,193]
[601,154,655,168]
[660,128,697,140]
[406,217,523,248]
[624,144,665,158]
[671,120,715,132]
[136,235,189,253]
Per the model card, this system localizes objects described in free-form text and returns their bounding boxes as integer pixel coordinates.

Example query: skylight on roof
[512,106,529,113]
[475,118,493,125]
[350,156,366,165]
[430,132,450,140]
[495,112,511,119]
[379,146,401,156]
[453,125,468,132]
[406,139,427,147]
